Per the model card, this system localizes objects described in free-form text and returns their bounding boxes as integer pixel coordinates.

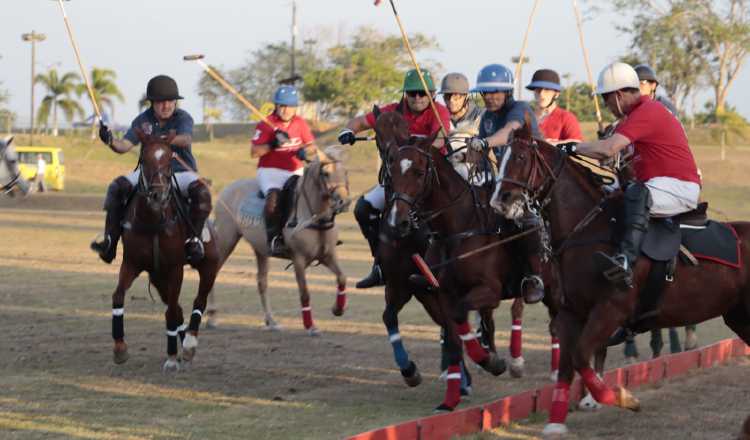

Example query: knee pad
[188,181,212,216]
[104,176,132,210]
[623,181,651,227]
[354,196,378,225]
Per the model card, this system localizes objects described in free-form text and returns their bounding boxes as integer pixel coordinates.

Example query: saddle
[631,202,740,326]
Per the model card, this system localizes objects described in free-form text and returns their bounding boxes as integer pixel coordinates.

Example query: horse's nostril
[501,192,512,203]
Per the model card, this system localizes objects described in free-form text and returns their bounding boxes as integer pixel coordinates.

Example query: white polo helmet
[596,62,640,95]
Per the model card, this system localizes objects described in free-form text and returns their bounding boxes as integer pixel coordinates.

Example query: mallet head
[183,54,205,61]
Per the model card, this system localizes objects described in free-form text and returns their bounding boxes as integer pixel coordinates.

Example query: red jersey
[538,107,582,142]
[252,114,315,171]
[364,101,451,137]
[616,96,700,184]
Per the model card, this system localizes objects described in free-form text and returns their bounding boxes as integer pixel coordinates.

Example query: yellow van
[15,146,65,191]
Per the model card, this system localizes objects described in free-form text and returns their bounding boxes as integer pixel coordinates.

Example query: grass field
[0,132,748,439]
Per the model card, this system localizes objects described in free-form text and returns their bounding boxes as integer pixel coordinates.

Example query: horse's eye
[322,172,330,178]
[516,154,526,162]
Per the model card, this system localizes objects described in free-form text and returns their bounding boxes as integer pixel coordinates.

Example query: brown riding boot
[186,180,212,267]
[91,176,132,264]
[264,189,288,257]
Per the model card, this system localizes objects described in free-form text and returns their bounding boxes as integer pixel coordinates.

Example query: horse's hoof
[624,356,638,365]
[577,393,602,411]
[550,370,559,382]
[509,356,525,378]
[433,403,454,413]
[264,323,282,332]
[331,305,345,317]
[542,423,568,438]
[685,333,698,351]
[479,353,507,376]
[162,357,181,373]
[403,369,422,387]
[307,327,321,337]
[616,387,641,412]
[113,341,129,365]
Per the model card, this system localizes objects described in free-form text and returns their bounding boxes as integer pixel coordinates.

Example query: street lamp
[22,30,46,145]
[511,56,529,100]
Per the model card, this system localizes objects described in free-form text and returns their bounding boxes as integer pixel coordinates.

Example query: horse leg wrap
[166,325,179,356]
[387,327,411,370]
[550,337,560,372]
[579,367,615,405]
[177,323,187,344]
[335,284,347,311]
[439,364,462,410]
[549,382,571,424]
[301,298,313,329]
[460,361,472,392]
[188,309,203,333]
[112,307,124,341]
[510,319,522,359]
[457,321,489,364]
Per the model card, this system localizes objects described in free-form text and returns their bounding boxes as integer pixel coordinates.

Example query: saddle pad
[681,221,741,268]
[238,192,265,228]
[641,218,680,262]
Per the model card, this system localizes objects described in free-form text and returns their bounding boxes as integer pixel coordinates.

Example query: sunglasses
[406,90,429,98]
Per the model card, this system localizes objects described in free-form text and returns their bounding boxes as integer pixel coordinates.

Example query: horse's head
[374,111,410,159]
[313,146,351,214]
[384,132,437,238]
[489,115,561,220]
[0,137,30,196]
[136,128,175,213]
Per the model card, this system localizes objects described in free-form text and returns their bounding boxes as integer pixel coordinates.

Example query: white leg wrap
[542,423,568,436]
[578,392,602,411]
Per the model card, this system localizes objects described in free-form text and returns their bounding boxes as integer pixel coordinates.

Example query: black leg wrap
[188,311,202,333]
[112,315,124,340]
[400,360,418,378]
[167,335,178,356]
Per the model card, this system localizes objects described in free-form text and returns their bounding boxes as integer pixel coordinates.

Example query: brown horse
[490,125,750,437]
[384,124,562,410]
[739,414,750,440]
[111,130,219,372]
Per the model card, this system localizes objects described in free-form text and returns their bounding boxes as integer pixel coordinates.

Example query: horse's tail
[741,414,750,440]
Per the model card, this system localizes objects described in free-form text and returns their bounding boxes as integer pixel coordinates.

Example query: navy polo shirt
[124,107,197,173]
[479,100,542,139]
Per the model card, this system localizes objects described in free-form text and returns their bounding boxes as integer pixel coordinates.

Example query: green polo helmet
[402,69,436,92]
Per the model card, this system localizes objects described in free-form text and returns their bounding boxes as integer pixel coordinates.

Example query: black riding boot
[186,180,211,267]
[519,214,545,304]
[354,196,384,288]
[90,176,132,264]
[264,189,288,257]
[594,181,651,288]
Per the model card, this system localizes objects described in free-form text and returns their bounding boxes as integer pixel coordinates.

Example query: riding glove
[99,122,113,147]
[597,124,616,140]
[557,142,579,155]
[269,129,290,149]
[468,136,489,152]
[338,129,356,145]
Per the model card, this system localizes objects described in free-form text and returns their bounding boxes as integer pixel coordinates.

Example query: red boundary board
[345,337,749,440]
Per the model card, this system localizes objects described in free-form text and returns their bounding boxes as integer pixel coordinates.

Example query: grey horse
[0,137,31,197]
[208,147,351,335]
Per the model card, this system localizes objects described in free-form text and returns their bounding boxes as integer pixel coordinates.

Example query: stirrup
[521,275,545,304]
[186,237,205,264]
[593,252,633,287]
[269,235,289,256]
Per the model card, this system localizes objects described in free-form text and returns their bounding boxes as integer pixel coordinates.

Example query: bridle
[385,145,437,223]
[294,158,350,229]
[495,136,565,210]
[137,150,174,210]
[0,143,22,195]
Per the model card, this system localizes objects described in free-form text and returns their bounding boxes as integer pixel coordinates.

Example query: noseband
[497,138,565,206]
[386,145,436,213]
[137,160,173,209]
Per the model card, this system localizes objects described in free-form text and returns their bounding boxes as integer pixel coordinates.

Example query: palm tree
[35,69,83,136]
[80,67,125,137]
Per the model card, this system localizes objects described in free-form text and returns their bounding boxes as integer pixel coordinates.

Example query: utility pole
[561,73,572,110]
[291,0,297,79]
[22,30,46,145]
[511,55,529,100]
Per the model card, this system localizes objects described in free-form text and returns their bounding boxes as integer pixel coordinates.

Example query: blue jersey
[479,100,542,139]
[124,107,196,173]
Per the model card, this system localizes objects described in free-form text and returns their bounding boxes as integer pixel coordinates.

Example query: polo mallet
[572,0,604,133]
[513,0,542,91]
[386,0,448,139]
[54,0,102,122]
[183,54,273,127]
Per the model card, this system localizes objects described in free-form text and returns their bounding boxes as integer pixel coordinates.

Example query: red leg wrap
[579,367,615,405]
[457,321,488,364]
[551,336,560,372]
[441,364,461,409]
[510,319,522,359]
[335,284,347,310]
[301,298,313,329]
[549,381,570,424]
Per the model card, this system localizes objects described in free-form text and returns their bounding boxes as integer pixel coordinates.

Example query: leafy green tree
[557,81,614,123]
[0,83,14,133]
[35,69,83,136]
[82,67,124,123]
[302,27,440,118]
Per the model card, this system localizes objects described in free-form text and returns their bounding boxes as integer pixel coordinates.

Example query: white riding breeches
[363,184,386,212]
[126,170,198,197]
[257,167,303,196]
[645,176,700,217]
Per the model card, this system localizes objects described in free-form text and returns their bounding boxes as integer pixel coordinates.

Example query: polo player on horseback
[439,72,488,184]
[338,69,451,288]
[467,63,546,304]
[526,69,583,145]
[93,75,211,267]
[634,64,678,116]
[251,85,317,257]
[558,62,701,287]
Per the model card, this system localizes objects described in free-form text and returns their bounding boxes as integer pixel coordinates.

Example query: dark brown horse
[490,124,750,437]
[384,124,562,410]
[111,130,219,372]
[739,414,750,440]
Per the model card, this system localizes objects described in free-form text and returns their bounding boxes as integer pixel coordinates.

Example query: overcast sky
[2,0,748,126]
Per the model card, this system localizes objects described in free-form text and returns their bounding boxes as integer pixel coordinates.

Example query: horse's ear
[372,105,381,120]
[514,110,533,141]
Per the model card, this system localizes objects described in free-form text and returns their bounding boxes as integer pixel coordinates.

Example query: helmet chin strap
[614,93,624,117]
[542,95,557,111]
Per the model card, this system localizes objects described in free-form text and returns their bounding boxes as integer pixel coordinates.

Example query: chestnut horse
[490,125,750,437]
[111,130,219,372]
